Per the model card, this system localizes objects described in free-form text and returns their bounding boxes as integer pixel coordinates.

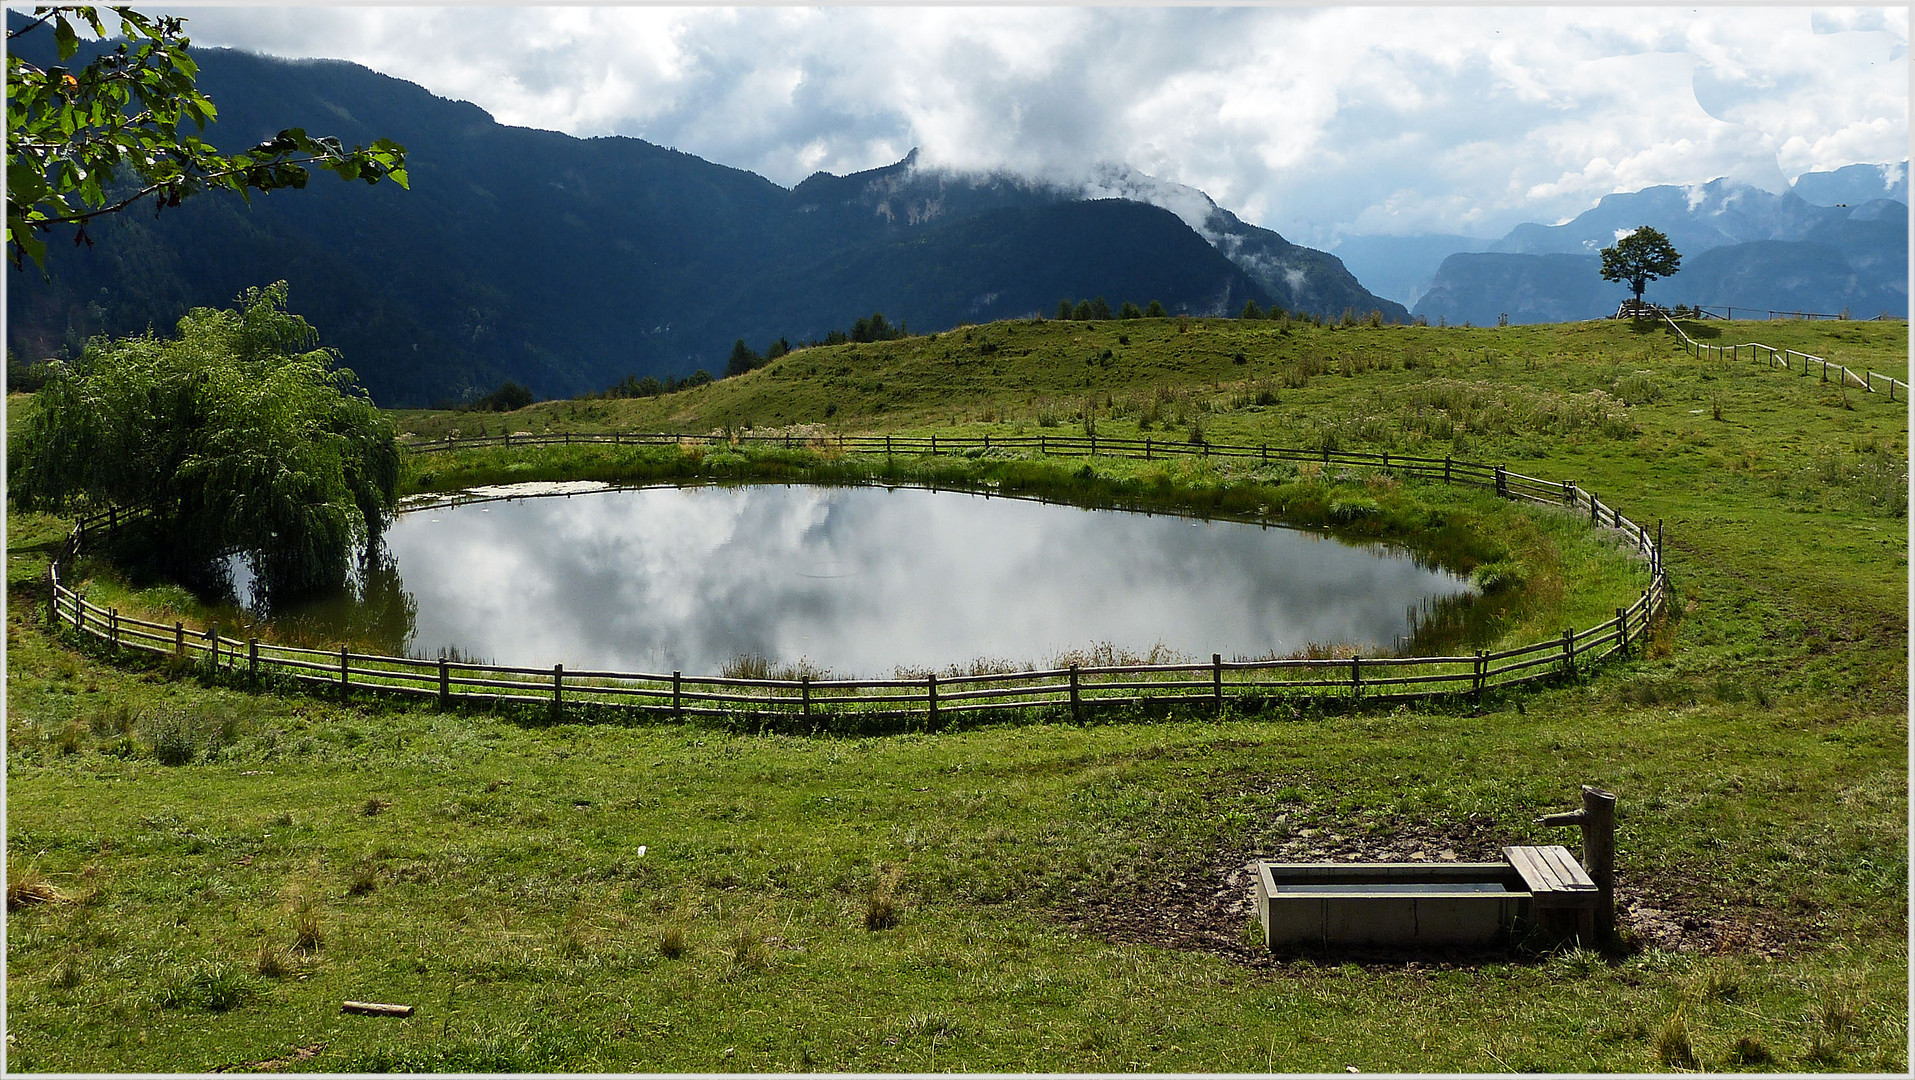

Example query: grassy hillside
[8,316,1907,1072]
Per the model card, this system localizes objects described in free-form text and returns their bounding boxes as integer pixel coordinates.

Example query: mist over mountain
[1790,161,1908,208]
[6,37,1401,407]
[1333,163,1909,314]
[1408,175,1907,325]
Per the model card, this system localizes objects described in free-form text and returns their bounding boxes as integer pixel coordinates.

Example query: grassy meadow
[6,315,1907,1072]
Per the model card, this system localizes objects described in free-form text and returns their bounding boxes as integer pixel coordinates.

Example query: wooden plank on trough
[1538,844,1597,890]
[1504,845,1568,893]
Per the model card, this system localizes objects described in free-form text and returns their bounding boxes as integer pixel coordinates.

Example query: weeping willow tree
[11,282,399,602]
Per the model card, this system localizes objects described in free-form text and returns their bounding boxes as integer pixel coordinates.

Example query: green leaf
[53,17,80,61]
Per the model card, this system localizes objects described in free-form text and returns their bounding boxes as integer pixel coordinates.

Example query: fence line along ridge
[1652,308,1908,401]
[46,436,1670,725]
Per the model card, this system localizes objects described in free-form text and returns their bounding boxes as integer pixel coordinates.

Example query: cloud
[158,5,1908,243]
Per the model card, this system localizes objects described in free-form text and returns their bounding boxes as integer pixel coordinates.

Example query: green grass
[8,317,1906,1072]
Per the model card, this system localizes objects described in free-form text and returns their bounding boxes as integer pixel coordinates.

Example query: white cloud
[157,5,1908,244]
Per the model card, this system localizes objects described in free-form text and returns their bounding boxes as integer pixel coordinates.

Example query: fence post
[1144,438,1152,461]
[926,672,939,726]
[931,434,938,454]
[1562,480,1573,504]
[984,435,991,453]
[1495,466,1507,497]
[1351,655,1361,699]
[1444,456,1452,483]
[249,639,259,682]
[208,623,219,668]
[1473,650,1486,700]
[552,664,563,721]
[673,671,683,718]
[1616,607,1628,655]
[1561,629,1575,675]
[175,621,185,658]
[109,608,119,651]
[340,646,349,694]
[801,675,811,719]
[438,656,450,705]
[886,435,892,455]
[1040,434,1047,455]
[1069,663,1081,722]
[45,568,56,628]
[1590,492,1599,525]
[1212,653,1224,714]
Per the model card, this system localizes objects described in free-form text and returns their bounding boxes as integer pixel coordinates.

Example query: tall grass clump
[864,865,903,931]
[7,862,68,911]
[140,705,244,765]
[154,960,257,1012]
[1652,1013,1698,1070]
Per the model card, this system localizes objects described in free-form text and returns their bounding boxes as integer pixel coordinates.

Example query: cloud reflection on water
[385,485,1475,677]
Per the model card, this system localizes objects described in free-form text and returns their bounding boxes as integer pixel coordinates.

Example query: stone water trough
[1254,787,1615,950]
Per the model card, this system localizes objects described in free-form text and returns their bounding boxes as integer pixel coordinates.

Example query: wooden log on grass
[342,1001,414,1017]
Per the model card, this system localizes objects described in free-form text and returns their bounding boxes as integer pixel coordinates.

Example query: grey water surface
[371,483,1476,677]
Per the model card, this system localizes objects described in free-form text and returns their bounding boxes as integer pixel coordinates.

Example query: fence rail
[46,434,1670,725]
[1650,309,1909,400]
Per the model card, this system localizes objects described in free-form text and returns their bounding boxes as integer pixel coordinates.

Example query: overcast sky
[156,4,1908,248]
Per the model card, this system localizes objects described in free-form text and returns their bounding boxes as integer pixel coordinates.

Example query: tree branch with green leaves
[5,6,407,269]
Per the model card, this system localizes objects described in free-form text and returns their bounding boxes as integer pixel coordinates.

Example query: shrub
[12,283,399,601]
[1470,559,1526,593]
[470,380,535,411]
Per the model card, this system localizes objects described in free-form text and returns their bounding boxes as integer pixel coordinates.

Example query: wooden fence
[45,437,1669,725]
[1623,302,1903,323]
[1656,310,1909,401]
[1694,306,1902,322]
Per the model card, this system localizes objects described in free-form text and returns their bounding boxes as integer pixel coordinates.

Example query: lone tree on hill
[1600,226,1681,313]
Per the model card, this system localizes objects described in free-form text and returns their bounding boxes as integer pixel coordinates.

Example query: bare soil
[1058,786,1812,969]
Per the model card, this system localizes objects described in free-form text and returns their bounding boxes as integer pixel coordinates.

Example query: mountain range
[5,31,1402,407]
[1332,163,1908,323]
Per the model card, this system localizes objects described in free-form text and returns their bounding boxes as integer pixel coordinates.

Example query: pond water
[258,482,1480,677]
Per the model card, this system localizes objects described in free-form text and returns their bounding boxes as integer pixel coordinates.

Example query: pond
[250,482,1482,677]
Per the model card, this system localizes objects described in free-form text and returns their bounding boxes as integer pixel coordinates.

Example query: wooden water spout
[1536,785,1617,941]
